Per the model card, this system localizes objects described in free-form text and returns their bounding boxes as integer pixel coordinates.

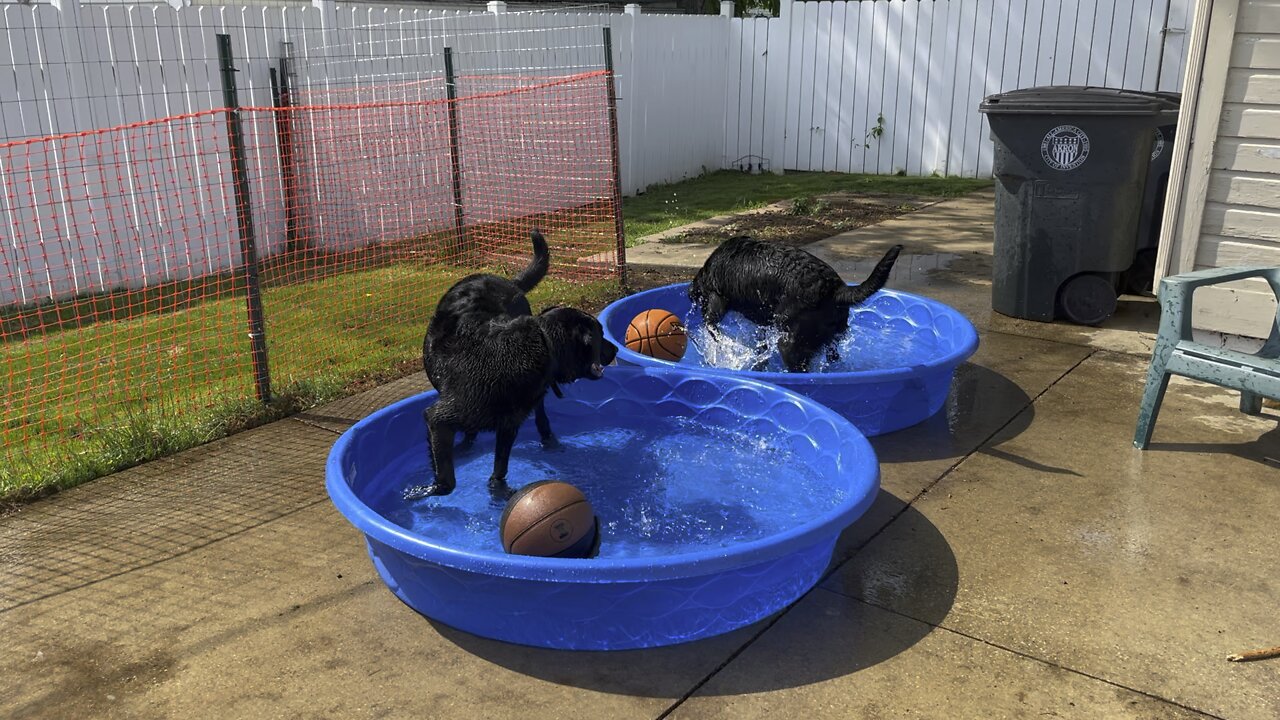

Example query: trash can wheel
[1057,273,1117,325]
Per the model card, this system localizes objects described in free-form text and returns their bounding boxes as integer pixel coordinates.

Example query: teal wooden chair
[1134,266,1280,449]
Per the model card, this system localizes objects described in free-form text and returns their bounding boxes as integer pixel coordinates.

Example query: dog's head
[538,306,618,383]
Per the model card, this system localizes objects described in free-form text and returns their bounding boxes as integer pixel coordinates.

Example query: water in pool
[686,305,941,373]
[370,415,847,559]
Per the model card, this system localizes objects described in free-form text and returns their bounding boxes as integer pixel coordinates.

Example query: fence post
[217,33,273,404]
[602,27,628,288]
[763,0,793,175]
[311,0,338,58]
[442,47,469,257]
[270,43,305,255]
[624,4,642,194]
[48,0,92,135]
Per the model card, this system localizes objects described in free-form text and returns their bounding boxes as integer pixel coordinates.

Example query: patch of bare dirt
[622,265,696,294]
[662,193,929,248]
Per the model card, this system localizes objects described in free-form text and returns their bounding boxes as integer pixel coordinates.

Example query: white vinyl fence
[728,0,1196,178]
[0,0,1197,189]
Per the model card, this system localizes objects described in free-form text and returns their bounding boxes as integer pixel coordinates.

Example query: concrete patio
[2,191,1277,719]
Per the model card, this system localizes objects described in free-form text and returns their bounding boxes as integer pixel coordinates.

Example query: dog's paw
[402,483,453,501]
[487,484,517,506]
[541,435,564,452]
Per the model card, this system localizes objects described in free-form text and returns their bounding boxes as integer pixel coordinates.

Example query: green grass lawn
[0,261,617,505]
[622,170,992,245]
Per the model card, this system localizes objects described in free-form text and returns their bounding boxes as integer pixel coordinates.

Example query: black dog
[405,230,618,502]
[689,237,903,372]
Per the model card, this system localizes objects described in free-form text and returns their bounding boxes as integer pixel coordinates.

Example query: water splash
[684,304,939,373]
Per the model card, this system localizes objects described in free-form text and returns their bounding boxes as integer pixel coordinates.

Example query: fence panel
[728,0,1196,178]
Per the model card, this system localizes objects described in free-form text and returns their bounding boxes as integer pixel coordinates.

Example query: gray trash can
[979,87,1168,325]
[1123,91,1182,296]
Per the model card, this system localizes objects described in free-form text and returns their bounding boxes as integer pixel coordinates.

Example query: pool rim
[325,365,880,584]
[598,282,980,384]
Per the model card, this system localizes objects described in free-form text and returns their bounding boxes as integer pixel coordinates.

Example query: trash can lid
[979,86,1167,115]
[1127,89,1183,120]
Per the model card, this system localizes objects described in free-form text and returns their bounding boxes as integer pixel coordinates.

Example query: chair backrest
[1158,267,1280,348]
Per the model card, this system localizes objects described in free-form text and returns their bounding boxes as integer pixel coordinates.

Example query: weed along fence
[0,9,625,499]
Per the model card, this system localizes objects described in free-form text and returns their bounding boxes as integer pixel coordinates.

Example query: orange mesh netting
[0,70,622,496]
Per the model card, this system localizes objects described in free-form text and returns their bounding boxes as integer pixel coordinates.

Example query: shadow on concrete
[871,363,1034,464]
[428,496,957,696]
[1147,422,1280,470]
[1103,296,1161,335]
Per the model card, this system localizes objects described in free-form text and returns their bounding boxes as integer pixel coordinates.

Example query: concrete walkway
[3,192,1278,719]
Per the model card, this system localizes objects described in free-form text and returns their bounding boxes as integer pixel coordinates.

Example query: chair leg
[1240,391,1263,415]
[1134,355,1173,450]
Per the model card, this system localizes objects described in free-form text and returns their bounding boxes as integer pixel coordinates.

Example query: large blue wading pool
[326,366,879,650]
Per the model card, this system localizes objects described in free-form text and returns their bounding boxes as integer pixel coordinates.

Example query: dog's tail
[838,244,903,306]
[513,229,551,293]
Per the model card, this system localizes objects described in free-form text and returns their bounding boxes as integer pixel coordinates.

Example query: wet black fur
[688,237,903,372]
[406,230,618,502]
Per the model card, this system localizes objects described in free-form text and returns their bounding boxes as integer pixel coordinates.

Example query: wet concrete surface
[2,190,1277,719]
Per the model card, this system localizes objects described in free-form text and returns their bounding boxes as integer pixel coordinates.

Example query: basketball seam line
[506,499,590,549]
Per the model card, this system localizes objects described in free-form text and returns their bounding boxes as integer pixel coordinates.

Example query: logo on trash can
[1151,128,1166,161]
[1040,125,1090,171]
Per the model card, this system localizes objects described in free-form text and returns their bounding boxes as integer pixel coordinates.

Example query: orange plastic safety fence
[0,70,621,495]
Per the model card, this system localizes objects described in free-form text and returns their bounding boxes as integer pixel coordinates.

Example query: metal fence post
[602,27,628,287]
[443,47,468,257]
[269,42,304,255]
[217,33,272,403]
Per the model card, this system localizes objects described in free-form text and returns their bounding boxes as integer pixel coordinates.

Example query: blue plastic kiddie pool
[599,283,979,436]
[326,365,879,650]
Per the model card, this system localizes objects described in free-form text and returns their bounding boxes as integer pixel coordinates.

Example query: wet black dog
[689,237,903,372]
[405,230,618,502]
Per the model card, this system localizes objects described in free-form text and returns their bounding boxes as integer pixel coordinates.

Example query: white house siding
[1179,0,1280,338]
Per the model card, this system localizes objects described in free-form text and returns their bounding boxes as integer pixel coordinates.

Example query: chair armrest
[1159,266,1280,294]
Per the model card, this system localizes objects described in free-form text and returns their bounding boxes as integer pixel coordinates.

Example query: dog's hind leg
[403,407,459,500]
[488,424,520,503]
[457,431,478,452]
[534,398,562,450]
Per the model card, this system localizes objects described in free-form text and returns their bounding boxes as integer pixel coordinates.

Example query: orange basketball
[624,309,687,361]
[500,481,599,558]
